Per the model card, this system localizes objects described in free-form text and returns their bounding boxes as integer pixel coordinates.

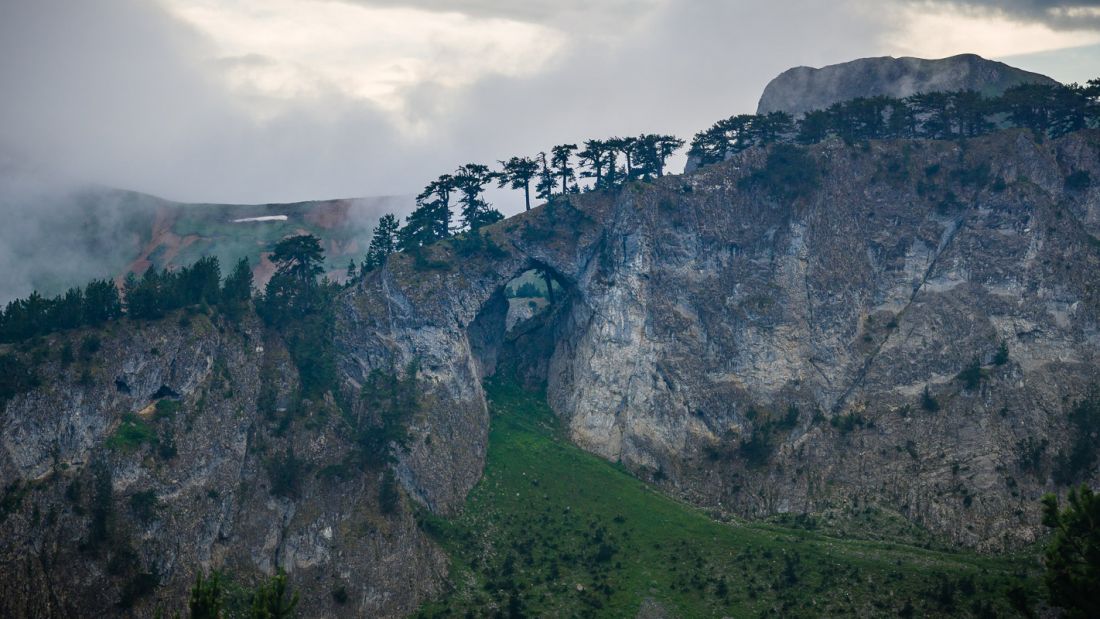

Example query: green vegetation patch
[416,381,1039,618]
[106,414,157,452]
[739,144,821,202]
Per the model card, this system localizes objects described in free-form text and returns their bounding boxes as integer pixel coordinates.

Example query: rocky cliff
[340,128,1100,552]
[0,312,445,617]
[757,54,1058,116]
[3,128,1098,615]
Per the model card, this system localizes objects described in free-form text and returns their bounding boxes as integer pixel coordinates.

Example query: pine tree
[189,571,224,619]
[497,156,539,211]
[535,151,555,202]
[633,134,685,179]
[250,569,299,619]
[608,136,639,180]
[634,134,661,180]
[83,279,122,326]
[577,139,611,189]
[399,182,451,253]
[1041,485,1100,619]
[453,163,502,230]
[688,124,729,166]
[261,234,327,327]
[550,144,578,195]
[271,235,325,286]
[222,258,254,304]
[363,213,399,271]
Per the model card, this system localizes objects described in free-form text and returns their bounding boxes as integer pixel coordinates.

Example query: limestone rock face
[340,129,1100,551]
[549,130,1100,550]
[0,313,445,618]
[2,129,1099,615]
[757,54,1057,116]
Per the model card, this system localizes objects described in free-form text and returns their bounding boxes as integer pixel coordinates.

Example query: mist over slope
[0,166,411,304]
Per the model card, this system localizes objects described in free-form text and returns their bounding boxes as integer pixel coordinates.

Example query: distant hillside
[757,53,1058,116]
[123,193,411,290]
[0,175,410,303]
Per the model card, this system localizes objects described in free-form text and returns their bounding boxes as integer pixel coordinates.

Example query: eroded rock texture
[341,129,1100,551]
[2,129,1099,616]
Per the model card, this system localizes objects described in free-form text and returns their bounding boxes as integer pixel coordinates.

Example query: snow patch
[232,215,287,223]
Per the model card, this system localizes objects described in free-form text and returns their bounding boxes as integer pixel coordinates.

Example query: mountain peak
[757,53,1058,116]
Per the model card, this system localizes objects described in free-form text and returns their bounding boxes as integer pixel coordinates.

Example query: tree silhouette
[83,279,122,325]
[1041,485,1100,619]
[755,112,794,143]
[271,234,324,285]
[634,134,685,179]
[454,163,502,230]
[189,571,224,619]
[250,569,299,618]
[550,144,578,195]
[577,139,612,190]
[497,156,539,211]
[610,136,639,180]
[535,151,555,202]
[261,234,327,326]
[363,213,400,271]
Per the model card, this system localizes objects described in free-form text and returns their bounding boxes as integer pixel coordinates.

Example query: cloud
[883,2,1100,57]
[1,0,1095,215]
[163,0,569,113]
[904,0,1100,29]
[318,0,665,31]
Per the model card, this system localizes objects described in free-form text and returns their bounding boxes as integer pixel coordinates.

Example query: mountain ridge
[757,53,1059,116]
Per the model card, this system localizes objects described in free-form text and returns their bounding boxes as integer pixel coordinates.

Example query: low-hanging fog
[0,0,1097,303]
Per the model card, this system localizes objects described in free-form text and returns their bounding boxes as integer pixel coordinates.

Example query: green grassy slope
[416,381,1042,618]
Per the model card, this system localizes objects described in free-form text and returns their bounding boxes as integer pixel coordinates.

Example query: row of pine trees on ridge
[2,79,1099,343]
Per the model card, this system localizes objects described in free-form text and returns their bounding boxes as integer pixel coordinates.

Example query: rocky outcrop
[547,130,1100,550]
[3,128,1098,615]
[342,129,1100,551]
[0,313,445,617]
[757,54,1057,116]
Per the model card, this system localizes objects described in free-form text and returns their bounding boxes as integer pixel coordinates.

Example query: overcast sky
[1,0,1098,214]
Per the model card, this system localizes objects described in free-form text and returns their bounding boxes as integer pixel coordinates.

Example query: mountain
[0,175,410,304]
[2,126,1096,616]
[757,53,1059,116]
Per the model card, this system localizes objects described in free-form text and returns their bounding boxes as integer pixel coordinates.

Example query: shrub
[1052,390,1100,485]
[331,586,349,605]
[117,570,159,609]
[158,428,178,460]
[920,386,940,412]
[830,412,866,435]
[379,470,400,514]
[86,461,114,551]
[80,335,101,360]
[0,354,38,407]
[107,414,156,452]
[738,431,773,467]
[1064,170,1091,192]
[154,398,181,419]
[1017,437,1048,475]
[739,144,821,202]
[129,490,159,523]
[511,282,543,299]
[993,340,1009,366]
[949,162,990,188]
[266,448,306,500]
[956,356,983,390]
[1041,485,1100,618]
